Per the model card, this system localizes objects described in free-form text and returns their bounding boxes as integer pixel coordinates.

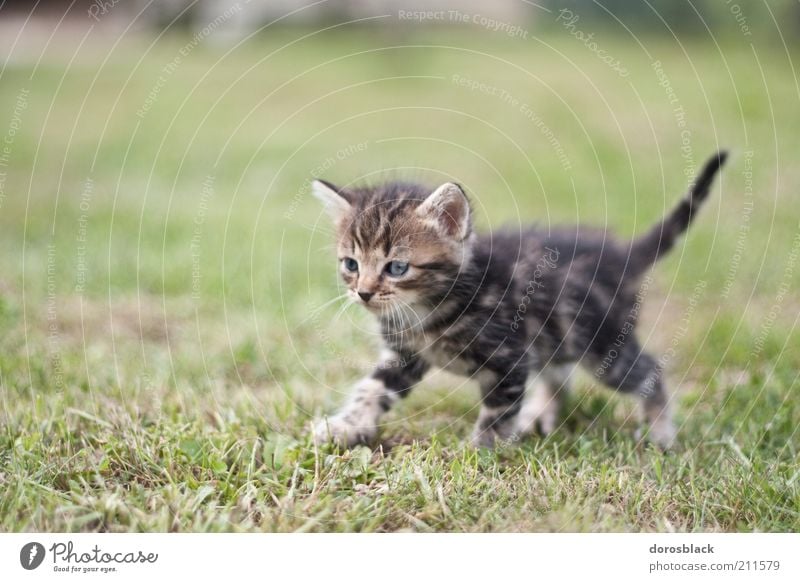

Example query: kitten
[312,152,727,449]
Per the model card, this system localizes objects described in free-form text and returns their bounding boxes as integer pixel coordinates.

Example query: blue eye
[343,258,358,272]
[386,261,409,276]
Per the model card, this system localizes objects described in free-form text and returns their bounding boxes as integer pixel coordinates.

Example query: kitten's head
[313,179,473,313]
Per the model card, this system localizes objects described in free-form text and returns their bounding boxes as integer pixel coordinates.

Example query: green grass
[1,25,799,532]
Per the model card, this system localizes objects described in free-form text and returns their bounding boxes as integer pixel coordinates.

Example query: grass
[0,23,799,532]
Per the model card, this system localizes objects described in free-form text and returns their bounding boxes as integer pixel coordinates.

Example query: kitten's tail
[629,150,728,276]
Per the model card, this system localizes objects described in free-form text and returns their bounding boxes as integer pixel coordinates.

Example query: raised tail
[629,151,728,276]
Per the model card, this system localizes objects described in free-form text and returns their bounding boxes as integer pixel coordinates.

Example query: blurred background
[1,1,798,531]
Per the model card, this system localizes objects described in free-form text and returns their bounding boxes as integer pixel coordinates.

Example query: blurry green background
[0,1,798,532]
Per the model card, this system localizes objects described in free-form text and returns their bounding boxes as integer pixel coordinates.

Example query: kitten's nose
[358,291,374,303]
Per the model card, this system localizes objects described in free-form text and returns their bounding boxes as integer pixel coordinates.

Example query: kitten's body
[312,152,727,448]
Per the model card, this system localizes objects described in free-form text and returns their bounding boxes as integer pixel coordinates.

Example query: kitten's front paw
[470,424,517,449]
[636,419,677,451]
[313,415,376,448]
[515,396,559,437]
[471,427,497,448]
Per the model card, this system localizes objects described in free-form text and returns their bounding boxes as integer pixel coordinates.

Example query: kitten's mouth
[355,296,394,311]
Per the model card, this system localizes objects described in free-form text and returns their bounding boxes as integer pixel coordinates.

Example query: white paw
[516,404,558,436]
[470,420,517,449]
[537,409,558,436]
[638,419,676,450]
[313,415,376,448]
[516,385,560,436]
[470,425,497,449]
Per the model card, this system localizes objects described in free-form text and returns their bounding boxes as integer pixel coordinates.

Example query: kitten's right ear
[312,179,352,223]
[416,182,471,240]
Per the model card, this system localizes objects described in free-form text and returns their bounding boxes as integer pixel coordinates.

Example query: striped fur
[312,152,727,448]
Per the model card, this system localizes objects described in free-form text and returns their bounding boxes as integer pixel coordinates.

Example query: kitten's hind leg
[471,368,527,448]
[589,339,676,449]
[516,364,574,437]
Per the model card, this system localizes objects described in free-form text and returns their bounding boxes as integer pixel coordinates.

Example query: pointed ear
[312,179,352,223]
[416,182,471,240]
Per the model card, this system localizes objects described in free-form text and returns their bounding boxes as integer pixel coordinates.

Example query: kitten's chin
[354,298,388,313]
[361,299,404,316]
[355,296,422,317]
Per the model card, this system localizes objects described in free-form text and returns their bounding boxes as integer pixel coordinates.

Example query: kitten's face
[313,180,473,314]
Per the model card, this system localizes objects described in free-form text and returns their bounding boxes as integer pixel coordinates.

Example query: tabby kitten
[312,152,727,449]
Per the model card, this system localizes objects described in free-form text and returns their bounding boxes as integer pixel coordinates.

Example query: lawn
[0,23,798,532]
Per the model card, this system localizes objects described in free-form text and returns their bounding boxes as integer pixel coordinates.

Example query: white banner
[1,533,797,581]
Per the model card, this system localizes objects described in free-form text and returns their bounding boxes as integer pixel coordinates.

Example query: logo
[20,542,46,570]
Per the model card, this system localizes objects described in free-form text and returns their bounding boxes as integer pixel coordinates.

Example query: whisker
[298,293,348,326]
[388,303,402,343]
[396,304,408,348]
[395,297,424,330]
[332,297,354,324]
[296,222,337,237]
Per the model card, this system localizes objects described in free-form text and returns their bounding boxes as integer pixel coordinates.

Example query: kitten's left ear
[312,179,352,223]
[416,182,471,240]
